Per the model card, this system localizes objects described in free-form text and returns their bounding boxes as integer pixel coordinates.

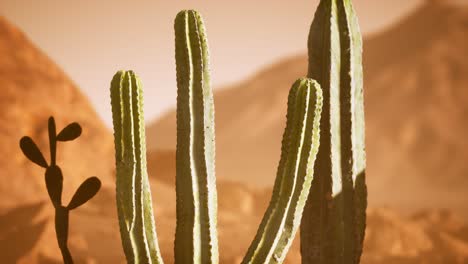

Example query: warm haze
[1,0,424,127]
[1,0,468,263]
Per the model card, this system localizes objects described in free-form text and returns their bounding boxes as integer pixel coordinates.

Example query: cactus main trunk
[174,10,219,264]
[110,71,164,264]
[300,0,367,263]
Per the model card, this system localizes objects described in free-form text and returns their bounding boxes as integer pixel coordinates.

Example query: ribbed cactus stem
[300,0,367,263]
[242,78,323,264]
[338,1,366,262]
[110,71,164,264]
[174,10,218,264]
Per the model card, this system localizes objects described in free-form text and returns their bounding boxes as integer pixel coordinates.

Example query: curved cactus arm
[301,0,367,263]
[110,71,164,264]
[338,0,367,262]
[174,10,219,264]
[242,78,323,264]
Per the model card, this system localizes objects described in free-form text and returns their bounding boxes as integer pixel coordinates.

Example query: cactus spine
[242,79,323,264]
[174,10,219,264]
[110,71,164,264]
[300,0,367,263]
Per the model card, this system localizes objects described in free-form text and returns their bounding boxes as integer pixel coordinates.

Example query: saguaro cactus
[242,79,323,264]
[19,117,101,264]
[110,3,366,262]
[110,71,164,264]
[174,10,219,264]
[300,0,367,263]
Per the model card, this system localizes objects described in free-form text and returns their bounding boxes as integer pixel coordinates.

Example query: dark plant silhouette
[19,116,101,264]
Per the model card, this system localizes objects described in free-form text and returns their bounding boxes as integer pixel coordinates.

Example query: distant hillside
[0,16,123,263]
[0,17,115,205]
[147,0,468,212]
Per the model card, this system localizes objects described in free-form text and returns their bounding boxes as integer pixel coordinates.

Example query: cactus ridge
[338,0,367,262]
[111,71,164,264]
[300,0,367,263]
[174,10,219,264]
[242,78,323,264]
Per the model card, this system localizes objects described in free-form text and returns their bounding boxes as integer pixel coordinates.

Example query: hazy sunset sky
[1,0,424,127]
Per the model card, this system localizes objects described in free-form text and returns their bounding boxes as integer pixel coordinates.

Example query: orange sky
[0,0,423,126]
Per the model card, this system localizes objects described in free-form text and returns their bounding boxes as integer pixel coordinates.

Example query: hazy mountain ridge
[0,16,115,206]
[148,0,468,212]
[364,0,468,209]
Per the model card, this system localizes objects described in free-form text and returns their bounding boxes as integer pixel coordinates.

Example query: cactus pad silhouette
[19,117,101,264]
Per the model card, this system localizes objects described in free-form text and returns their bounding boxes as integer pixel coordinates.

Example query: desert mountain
[0,16,123,263]
[0,16,115,206]
[147,0,468,213]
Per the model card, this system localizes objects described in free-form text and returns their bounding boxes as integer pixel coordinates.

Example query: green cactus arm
[301,0,367,263]
[174,10,218,264]
[241,83,303,264]
[242,78,323,264]
[110,71,164,264]
[338,0,367,262]
[272,80,323,263]
[242,80,304,264]
[110,72,134,262]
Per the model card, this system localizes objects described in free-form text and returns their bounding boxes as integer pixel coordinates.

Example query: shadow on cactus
[301,0,367,263]
[19,117,101,264]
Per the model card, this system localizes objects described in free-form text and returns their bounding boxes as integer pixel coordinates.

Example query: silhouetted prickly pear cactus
[19,117,101,264]
[300,0,367,263]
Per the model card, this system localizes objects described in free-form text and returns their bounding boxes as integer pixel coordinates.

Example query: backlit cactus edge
[110,0,366,263]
